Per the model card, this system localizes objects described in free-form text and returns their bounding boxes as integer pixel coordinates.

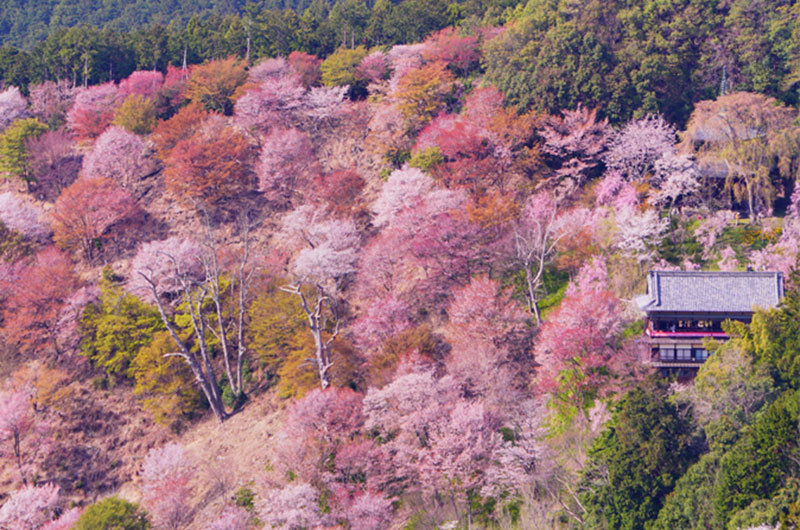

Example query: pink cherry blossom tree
[128,237,203,300]
[66,82,119,140]
[613,206,668,262]
[351,294,412,352]
[279,207,360,388]
[256,483,327,530]
[256,128,318,207]
[234,75,305,130]
[29,80,77,128]
[0,483,60,529]
[603,114,676,181]
[141,442,194,530]
[41,507,82,530]
[0,87,29,132]
[0,192,51,240]
[208,505,250,530]
[356,51,389,85]
[506,191,568,324]
[341,490,393,530]
[445,277,531,401]
[81,126,157,188]
[539,104,610,197]
[27,130,81,200]
[0,387,36,484]
[117,70,164,99]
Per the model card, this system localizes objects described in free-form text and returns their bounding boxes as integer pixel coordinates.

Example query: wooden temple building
[636,270,785,373]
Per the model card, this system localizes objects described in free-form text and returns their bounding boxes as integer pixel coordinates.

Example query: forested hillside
[0,0,799,529]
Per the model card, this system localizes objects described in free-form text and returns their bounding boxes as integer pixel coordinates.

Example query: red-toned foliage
[312,169,365,214]
[164,119,255,210]
[2,247,78,356]
[288,51,323,88]
[421,28,480,75]
[51,176,139,260]
[66,82,119,140]
[150,102,208,161]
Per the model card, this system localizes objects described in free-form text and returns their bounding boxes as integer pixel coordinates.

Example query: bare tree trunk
[13,430,25,485]
[281,284,337,389]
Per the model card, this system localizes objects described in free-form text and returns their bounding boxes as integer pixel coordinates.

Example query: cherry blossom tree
[41,508,82,530]
[613,206,668,262]
[134,220,257,422]
[234,75,305,130]
[81,126,156,188]
[51,176,139,261]
[362,369,460,496]
[208,505,250,530]
[302,86,349,128]
[356,51,389,85]
[0,192,51,240]
[0,387,36,484]
[279,207,360,388]
[278,387,364,479]
[28,80,77,130]
[539,104,610,196]
[66,82,119,140]
[445,277,531,400]
[0,483,59,529]
[141,442,194,530]
[27,130,81,200]
[693,210,737,258]
[603,114,676,181]
[117,70,164,99]
[463,86,504,129]
[129,237,203,300]
[535,270,624,415]
[649,153,701,212]
[0,87,29,132]
[352,294,412,351]
[420,400,502,525]
[248,57,290,82]
[256,483,326,530]
[341,490,393,530]
[506,191,567,324]
[256,128,318,206]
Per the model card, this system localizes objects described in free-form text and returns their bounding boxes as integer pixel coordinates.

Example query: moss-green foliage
[713,390,800,528]
[726,478,800,530]
[651,451,721,530]
[579,377,697,530]
[733,266,800,388]
[80,274,165,381]
[0,118,47,183]
[73,497,150,530]
[320,46,368,87]
[131,330,203,427]
[409,146,444,172]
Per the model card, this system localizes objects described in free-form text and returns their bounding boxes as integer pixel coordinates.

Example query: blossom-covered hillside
[1,7,800,529]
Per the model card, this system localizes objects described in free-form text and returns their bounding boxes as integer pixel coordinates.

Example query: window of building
[676,348,692,361]
[659,346,676,360]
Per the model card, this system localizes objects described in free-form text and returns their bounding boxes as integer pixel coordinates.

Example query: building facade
[636,270,784,372]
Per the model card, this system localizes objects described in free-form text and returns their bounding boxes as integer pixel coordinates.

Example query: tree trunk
[525,265,541,326]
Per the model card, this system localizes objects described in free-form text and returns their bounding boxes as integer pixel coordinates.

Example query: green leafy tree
[579,377,697,530]
[320,45,368,87]
[732,265,800,388]
[80,274,165,381]
[73,497,150,530]
[131,330,204,427]
[713,390,800,528]
[113,94,158,135]
[651,451,721,530]
[0,118,48,187]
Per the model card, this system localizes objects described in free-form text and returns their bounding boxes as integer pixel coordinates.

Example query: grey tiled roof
[637,270,785,313]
